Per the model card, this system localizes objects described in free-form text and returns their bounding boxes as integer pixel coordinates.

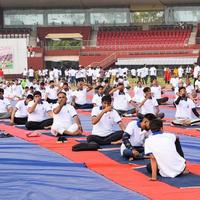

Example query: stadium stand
[97,26,192,48]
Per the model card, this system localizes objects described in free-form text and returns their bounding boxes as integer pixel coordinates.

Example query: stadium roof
[1,0,200,9]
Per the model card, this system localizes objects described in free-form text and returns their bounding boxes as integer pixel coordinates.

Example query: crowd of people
[1,63,199,180]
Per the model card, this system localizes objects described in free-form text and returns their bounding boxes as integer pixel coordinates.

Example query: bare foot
[182,168,190,175]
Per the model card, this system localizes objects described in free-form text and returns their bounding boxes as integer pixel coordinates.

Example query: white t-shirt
[49,71,54,80]
[69,69,76,77]
[73,89,87,105]
[92,94,104,107]
[38,88,46,100]
[46,87,58,100]
[131,69,136,76]
[178,67,184,77]
[53,69,59,78]
[170,78,179,88]
[28,69,34,77]
[113,90,132,111]
[151,86,162,99]
[52,103,77,126]
[91,106,121,137]
[120,121,151,155]
[27,101,51,122]
[145,133,186,178]
[186,84,194,95]
[0,98,11,113]
[175,97,195,119]
[140,97,158,115]
[149,67,157,76]
[133,86,144,103]
[15,100,28,118]
[195,80,200,90]
[193,65,200,78]
[61,89,73,104]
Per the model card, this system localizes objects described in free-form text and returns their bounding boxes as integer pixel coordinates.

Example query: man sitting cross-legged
[87,95,125,145]
[10,94,33,125]
[0,88,13,119]
[145,118,189,181]
[120,113,156,160]
[26,91,53,130]
[72,81,93,109]
[172,86,200,126]
[51,92,83,142]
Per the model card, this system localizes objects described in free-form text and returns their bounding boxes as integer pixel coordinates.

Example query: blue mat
[0,137,147,200]
[135,167,200,188]
[179,135,200,164]
[101,149,149,165]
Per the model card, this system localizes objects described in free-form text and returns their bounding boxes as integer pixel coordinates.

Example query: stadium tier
[97,27,192,48]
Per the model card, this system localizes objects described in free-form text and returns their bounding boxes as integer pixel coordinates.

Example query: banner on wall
[0,47,13,69]
[0,38,27,75]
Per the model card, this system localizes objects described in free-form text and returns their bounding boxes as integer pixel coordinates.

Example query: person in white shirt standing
[193,63,200,85]
[145,119,189,181]
[131,68,136,80]
[185,65,192,79]
[149,66,157,82]
[178,66,184,78]
[87,95,125,145]
[26,91,53,130]
[10,94,33,125]
[28,68,34,82]
[51,92,83,141]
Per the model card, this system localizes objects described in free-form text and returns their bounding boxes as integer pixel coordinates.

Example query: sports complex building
[0,0,200,74]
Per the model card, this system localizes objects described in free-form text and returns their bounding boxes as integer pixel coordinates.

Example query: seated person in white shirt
[195,75,200,93]
[38,82,46,100]
[151,79,168,105]
[72,81,93,109]
[87,95,125,145]
[145,119,189,181]
[109,82,136,116]
[139,87,164,119]
[121,113,156,160]
[185,78,196,99]
[92,85,105,107]
[10,94,33,125]
[172,86,200,126]
[170,75,179,91]
[45,80,59,104]
[132,80,144,103]
[51,92,83,140]
[26,91,53,130]
[0,88,13,119]
[61,82,73,104]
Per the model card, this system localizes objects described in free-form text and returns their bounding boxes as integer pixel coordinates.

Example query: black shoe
[57,136,67,143]
[0,132,13,138]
